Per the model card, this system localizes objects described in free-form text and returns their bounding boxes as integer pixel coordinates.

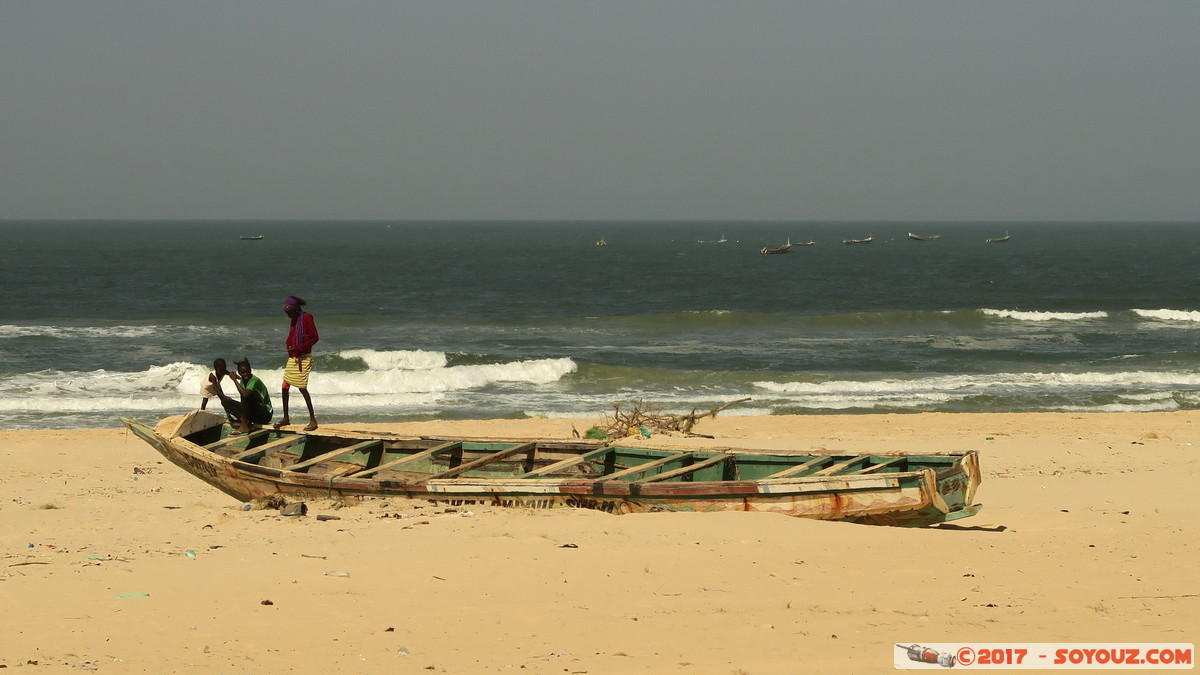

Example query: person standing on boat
[278,295,319,431]
[218,358,273,434]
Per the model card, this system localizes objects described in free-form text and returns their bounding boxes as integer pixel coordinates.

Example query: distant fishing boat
[240,235,265,241]
[986,232,1011,243]
[844,234,874,245]
[908,232,940,241]
[698,234,729,244]
[596,239,607,246]
[760,239,794,254]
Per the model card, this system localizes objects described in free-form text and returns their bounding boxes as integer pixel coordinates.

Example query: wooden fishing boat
[239,234,265,241]
[120,411,982,527]
[908,232,940,241]
[986,232,1011,243]
[844,234,874,245]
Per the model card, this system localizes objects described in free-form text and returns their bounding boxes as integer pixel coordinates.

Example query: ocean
[2,220,1199,430]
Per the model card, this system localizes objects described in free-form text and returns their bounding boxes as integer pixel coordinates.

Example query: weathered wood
[420,442,537,481]
[345,441,463,478]
[600,451,693,481]
[230,435,305,461]
[632,454,729,483]
[204,429,271,453]
[853,456,907,474]
[811,454,872,476]
[286,440,383,473]
[764,455,833,479]
[518,445,613,477]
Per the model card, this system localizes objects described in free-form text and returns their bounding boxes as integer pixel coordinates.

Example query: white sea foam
[755,370,1200,396]
[1132,308,1200,323]
[338,348,447,370]
[0,325,165,339]
[0,354,579,419]
[981,309,1109,322]
[751,370,1200,411]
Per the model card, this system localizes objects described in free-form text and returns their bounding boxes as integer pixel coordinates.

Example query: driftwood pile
[589,398,751,439]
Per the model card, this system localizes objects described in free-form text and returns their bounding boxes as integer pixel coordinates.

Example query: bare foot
[274,417,290,430]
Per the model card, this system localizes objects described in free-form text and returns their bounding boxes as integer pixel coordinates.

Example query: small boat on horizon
[908,232,940,241]
[844,234,874,245]
[595,239,607,246]
[986,232,1011,243]
[240,234,265,241]
[760,239,794,254]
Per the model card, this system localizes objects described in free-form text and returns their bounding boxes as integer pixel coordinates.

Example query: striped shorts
[283,354,313,389]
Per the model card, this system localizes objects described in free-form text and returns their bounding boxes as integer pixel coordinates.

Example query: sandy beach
[3,412,1198,673]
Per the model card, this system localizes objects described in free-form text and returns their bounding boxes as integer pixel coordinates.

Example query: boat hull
[121,412,981,527]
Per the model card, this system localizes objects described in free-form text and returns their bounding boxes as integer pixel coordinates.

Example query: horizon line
[1,218,1197,225]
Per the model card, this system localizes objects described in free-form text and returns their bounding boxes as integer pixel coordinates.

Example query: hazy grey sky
[3,1,1198,221]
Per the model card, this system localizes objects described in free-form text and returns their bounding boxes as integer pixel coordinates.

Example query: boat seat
[286,440,383,473]
[344,441,463,478]
[230,435,305,462]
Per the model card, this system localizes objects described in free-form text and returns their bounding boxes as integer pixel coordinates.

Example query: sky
[2,1,1198,222]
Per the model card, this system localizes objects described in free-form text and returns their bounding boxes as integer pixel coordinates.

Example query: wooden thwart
[811,454,872,477]
[287,440,383,473]
[631,453,728,483]
[344,441,463,478]
[601,451,693,481]
[230,435,305,461]
[853,456,907,474]
[204,429,271,453]
[765,455,833,479]
[518,445,613,477]
[421,442,537,481]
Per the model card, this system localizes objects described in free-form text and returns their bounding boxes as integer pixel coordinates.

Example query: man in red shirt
[278,295,319,431]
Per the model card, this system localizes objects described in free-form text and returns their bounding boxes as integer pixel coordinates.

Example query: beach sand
[3,412,1198,673]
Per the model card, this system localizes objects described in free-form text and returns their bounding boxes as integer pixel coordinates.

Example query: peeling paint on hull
[121,412,982,527]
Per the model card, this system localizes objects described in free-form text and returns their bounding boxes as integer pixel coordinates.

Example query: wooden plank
[420,442,537,481]
[600,451,693,481]
[344,441,462,478]
[286,440,383,473]
[203,429,271,453]
[764,455,832,479]
[852,456,907,475]
[811,454,872,477]
[518,446,614,477]
[229,435,305,461]
[632,454,729,483]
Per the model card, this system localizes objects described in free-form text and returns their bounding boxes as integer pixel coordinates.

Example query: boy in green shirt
[218,358,273,434]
